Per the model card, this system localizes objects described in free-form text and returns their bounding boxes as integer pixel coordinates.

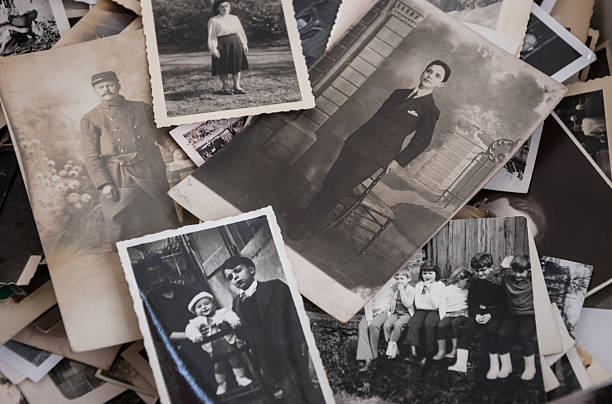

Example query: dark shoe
[404,353,420,364]
[215,89,233,95]
[233,87,247,94]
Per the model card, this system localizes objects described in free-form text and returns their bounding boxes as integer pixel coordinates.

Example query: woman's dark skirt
[211,33,248,76]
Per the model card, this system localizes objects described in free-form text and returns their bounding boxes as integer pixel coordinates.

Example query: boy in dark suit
[289,60,451,239]
[221,256,324,403]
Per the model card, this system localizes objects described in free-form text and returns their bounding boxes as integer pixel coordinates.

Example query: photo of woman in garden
[208,0,249,95]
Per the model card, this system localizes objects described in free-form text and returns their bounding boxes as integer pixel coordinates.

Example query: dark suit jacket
[345,88,440,167]
[232,279,308,384]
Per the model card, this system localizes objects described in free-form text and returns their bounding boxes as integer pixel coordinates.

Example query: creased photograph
[0,29,196,351]
[116,207,334,403]
[553,77,612,184]
[168,0,566,321]
[139,0,314,126]
[94,344,157,396]
[308,216,547,403]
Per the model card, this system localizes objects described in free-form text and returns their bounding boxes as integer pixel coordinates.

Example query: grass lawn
[159,46,302,117]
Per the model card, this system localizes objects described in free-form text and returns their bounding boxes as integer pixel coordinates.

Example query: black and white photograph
[168,0,565,321]
[94,344,157,396]
[425,0,532,45]
[0,143,44,286]
[169,117,247,167]
[484,125,543,194]
[17,358,128,403]
[139,0,314,127]
[0,0,68,56]
[519,4,595,82]
[542,256,593,337]
[534,0,556,13]
[586,40,611,81]
[0,29,198,351]
[121,341,157,389]
[578,28,600,82]
[550,380,612,404]
[294,0,341,67]
[0,341,62,383]
[553,77,611,183]
[471,116,612,307]
[116,208,334,403]
[308,216,547,403]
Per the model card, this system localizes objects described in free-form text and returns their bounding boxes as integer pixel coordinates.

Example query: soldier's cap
[91,71,119,87]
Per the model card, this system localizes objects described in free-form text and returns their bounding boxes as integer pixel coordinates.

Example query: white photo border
[116,206,335,404]
[139,0,315,127]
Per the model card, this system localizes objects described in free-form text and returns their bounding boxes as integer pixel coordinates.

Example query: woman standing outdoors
[207,0,249,95]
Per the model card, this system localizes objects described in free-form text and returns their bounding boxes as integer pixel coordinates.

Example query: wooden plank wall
[426,217,528,278]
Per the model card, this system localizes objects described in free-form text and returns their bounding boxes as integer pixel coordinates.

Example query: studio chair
[318,166,395,256]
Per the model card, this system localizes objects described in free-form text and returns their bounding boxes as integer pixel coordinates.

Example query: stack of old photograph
[0,0,610,403]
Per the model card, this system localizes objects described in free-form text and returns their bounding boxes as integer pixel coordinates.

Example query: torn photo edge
[139,0,314,127]
[116,206,335,404]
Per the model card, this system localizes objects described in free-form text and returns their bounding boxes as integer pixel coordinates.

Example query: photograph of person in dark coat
[289,60,451,240]
[221,256,325,403]
[80,71,186,243]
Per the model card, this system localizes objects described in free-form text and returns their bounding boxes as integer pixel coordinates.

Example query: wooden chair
[318,167,395,256]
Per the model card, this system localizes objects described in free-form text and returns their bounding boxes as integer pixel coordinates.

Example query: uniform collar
[102,95,126,107]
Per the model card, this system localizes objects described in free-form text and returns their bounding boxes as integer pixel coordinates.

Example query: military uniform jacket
[80,96,176,189]
[80,96,178,235]
[345,88,440,168]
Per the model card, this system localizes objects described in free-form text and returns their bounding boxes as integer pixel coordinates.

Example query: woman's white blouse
[414,280,445,311]
[207,14,248,51]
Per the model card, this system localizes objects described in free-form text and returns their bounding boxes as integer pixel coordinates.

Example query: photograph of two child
[120,212,331,403]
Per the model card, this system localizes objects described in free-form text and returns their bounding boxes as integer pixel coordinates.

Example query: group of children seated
[357,252,537,382]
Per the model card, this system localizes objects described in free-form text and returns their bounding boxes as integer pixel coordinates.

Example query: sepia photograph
[169,117,247,167]
[484,125,543,194]
[18,358,127,403]
[0,29,197,351]
[116,208,334,403]
[0,0,69,56]
[168,0,565,321]
[139,0,314,127]
[519,4,595,82]
[308,216,547,404]
[542,256,593,337]
[553,77,612,183]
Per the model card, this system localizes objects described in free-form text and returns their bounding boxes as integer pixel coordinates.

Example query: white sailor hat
[187,291,215,313]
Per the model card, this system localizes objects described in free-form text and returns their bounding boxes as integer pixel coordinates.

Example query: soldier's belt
[103,152,140,164]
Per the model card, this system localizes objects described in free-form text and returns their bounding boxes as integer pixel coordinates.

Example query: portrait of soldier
[289,60,451,239]
[80,71,185,243]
